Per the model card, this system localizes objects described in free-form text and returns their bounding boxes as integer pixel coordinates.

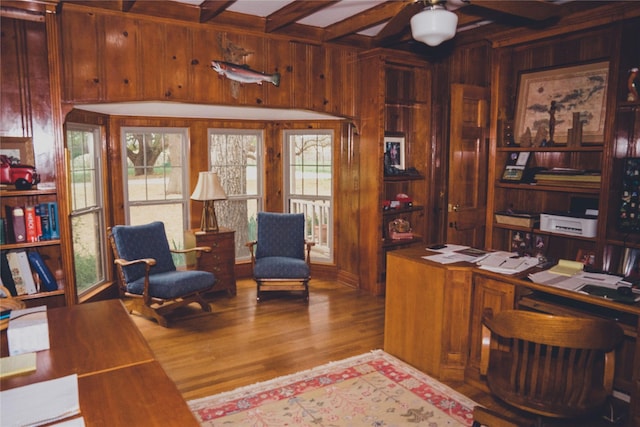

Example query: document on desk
[529,270,623,291]
[475,252,539,274]
[0,374,80,427]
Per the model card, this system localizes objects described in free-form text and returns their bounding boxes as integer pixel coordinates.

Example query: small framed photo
[576,249,596,266]
[0,137,35,166]
[384,134,405,170]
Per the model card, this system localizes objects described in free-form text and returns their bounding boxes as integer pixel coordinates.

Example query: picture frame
[384,134,405,170]
[501,151,530,182]
[514,61,609,145]
[0,136,35,166]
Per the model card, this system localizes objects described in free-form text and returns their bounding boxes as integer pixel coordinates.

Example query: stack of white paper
[7,306,50,356]
[0,374,80,426]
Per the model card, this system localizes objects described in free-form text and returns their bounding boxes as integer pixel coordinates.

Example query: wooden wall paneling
[265,38,291,108]
[60,8,100,102]
[137,19,167,100]
[324,46,352,117]
[289,41,312,111]
[102,14,140,101]
[357,53,385,294]
[161,22,191,101]
[190,27,220,103]
[262,122,283,213]
[0,18,32,136]
[309,44,326,113]
[233,34,268,107]
[336,122,360,287]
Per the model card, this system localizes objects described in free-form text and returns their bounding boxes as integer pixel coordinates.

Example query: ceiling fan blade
[375,1,425,40]
[468,0,559,21]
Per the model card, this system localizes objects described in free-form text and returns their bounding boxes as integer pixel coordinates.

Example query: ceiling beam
[199,0,236,23]
[324,0,408,42]
[266,0,338,33]
[469,0,559,21]
[374,0,422,42]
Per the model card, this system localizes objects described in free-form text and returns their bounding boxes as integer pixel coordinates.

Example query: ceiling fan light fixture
[410,5,458,47]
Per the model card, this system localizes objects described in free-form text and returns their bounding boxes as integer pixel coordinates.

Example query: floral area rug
[188,349,476,426]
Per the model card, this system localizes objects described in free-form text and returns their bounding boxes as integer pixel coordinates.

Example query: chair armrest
[304,241,315,263]
[171,246,212,259]
[246,241,257,263]
[114,257,157,267]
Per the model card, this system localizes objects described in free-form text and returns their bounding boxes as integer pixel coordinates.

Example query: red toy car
[0,154,40,189]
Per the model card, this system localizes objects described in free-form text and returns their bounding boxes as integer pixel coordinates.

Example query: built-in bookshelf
[0,188,65,304]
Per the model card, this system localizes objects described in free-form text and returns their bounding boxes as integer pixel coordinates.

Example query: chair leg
[193,293,212,313]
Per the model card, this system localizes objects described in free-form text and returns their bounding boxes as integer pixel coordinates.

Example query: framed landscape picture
[514,61,609,145]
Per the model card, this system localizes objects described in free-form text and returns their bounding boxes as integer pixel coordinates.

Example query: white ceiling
[75,102,345,121]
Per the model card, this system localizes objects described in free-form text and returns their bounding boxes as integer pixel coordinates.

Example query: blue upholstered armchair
[108,221,216,326]
[246,212,314,302]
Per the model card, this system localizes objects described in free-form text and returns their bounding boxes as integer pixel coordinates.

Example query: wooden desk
[1,300,198,425]
[384,247,640,425]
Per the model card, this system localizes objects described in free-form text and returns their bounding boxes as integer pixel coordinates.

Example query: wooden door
[446,84,489,247]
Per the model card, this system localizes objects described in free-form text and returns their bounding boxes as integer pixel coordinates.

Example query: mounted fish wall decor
[211,61,281,87]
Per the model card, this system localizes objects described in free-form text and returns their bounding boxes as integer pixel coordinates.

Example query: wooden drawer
[191,228,236,296]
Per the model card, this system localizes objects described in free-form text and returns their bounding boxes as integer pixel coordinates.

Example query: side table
[191,227,236,296]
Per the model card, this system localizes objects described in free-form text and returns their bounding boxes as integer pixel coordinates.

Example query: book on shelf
[0,251,18,296]
[0,218,5,244]
[11,207,26,243]
[48,202,60,240]
[27,251,57,292]
[24,206,38,243]
[6,251,30,295]
[15,251,37,294]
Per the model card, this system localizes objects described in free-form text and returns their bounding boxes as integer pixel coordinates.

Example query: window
[208,129,262,260]
[121,128,189,265]
[67,124,107,295]
[284,130,333,262]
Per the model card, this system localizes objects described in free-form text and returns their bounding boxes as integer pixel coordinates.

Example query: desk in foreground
[384,247,640,426]
[1,300,198,426]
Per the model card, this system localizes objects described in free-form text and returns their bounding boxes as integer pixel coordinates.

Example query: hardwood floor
[133,278,631,427]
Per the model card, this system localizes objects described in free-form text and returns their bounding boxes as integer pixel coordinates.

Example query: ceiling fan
[380,0,563,47]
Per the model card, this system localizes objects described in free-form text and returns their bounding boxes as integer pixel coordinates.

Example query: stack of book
[1,202,59,244]
[0,250,58,296]
[534,168,601,188]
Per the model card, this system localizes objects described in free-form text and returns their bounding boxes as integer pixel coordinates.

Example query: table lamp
[191,171,227,232]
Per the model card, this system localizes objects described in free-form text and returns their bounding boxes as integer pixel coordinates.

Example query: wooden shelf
[383,206,424,217]
[0,188,57,197]
[16,289,64,300]
[496,145,604,153]
[1,239,61,250]
[495,181,600,194]
[382,236,423,249]
[383,174,424,182]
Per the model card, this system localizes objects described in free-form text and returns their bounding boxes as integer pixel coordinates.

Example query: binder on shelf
[11,207,26,243]
[24,206,38,243]
[27,251,57,292]
[6,251,28,295]
[47,202,59,240]
[0,251,18,296]
[15,251,37,294]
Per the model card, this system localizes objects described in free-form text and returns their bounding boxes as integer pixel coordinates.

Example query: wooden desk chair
[246,212,314,302]
[108,222,216,327]
[472,308,624,427]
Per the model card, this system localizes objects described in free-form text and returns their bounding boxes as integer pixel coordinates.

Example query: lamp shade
[191,171,227,201]
[410,7,458,47]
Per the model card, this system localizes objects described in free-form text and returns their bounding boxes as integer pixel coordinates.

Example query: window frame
[66,123,108,296]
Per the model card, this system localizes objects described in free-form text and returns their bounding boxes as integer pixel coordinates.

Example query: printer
[540,211,598,238]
